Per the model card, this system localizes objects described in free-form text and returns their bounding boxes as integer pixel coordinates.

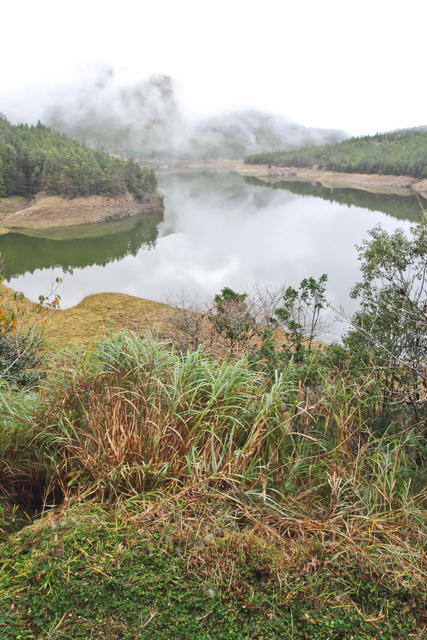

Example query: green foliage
[2,329,425,514]
[0,264,62,387]
[30,331,291,499]
[343,215,427,428]
[245,126,427,178]
[0,332,43,387]
[0,114,158,200]
[273,274,328,359]
[0,383,48,513]
[254,275,329,386]
[210,287,256,354]
[0,285,44,388]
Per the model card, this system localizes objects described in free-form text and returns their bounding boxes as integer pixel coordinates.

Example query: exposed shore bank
[236,165,427,198]
[0,192,164,232]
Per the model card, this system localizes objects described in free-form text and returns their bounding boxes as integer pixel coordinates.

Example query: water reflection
[0,209,163,278]
[0,173,415,321]
[243,176,426,222]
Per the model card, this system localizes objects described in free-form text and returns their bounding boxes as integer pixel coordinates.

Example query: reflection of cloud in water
[6,174,412,328]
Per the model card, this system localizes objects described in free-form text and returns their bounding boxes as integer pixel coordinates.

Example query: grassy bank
[1,493,424,639]
[0,331,426,639]
[0,282,171,351]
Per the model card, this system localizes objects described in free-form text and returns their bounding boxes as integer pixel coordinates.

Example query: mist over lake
[1,172,417,331]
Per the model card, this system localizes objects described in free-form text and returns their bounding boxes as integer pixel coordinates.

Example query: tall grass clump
[2,330,425,551]
[24,331,425,522]
[0,383,53,510]
[34,331,288,499]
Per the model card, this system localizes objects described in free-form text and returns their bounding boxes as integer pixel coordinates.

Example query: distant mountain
[186,110,345,159]
[46,74,185,159]
[42,72,347,160]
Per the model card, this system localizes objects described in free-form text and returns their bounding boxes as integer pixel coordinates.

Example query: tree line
[0,114,158,199]
[245,126,427,178]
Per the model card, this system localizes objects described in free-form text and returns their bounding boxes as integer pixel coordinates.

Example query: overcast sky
[2,0,426,136]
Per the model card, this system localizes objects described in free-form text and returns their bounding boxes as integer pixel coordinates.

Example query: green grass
[0,495,425,639]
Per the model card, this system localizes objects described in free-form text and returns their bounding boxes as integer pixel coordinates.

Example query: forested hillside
[245,127,427,178]
[0,115,158,199]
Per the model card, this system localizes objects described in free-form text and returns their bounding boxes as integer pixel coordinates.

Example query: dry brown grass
[0,196,29,219]
[0,281,178,351]
[42,292,173,350]
[0,280,181,356]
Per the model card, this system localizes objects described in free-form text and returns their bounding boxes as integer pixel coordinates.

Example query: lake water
[0,172,423,332]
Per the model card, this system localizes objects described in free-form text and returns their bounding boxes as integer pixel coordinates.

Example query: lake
[0,172,423,335]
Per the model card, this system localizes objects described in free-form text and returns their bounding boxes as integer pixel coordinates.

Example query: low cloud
[4,64,347,159]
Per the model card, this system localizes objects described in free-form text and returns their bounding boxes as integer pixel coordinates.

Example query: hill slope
[0,115,158,200]
[245,126,427,178]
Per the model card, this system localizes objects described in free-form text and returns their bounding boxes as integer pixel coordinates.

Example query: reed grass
[31,332,287,498]
[2,330,421,525]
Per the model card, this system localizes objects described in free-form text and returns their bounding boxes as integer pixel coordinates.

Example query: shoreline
[235,165,427,197]
[2,163,426,233]
[0,191,164,232]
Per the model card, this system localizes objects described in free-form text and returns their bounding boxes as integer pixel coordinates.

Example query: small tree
[345,216,427,424]
[253,275,331,386]
[272,274,329,362]
[210,287,256,355]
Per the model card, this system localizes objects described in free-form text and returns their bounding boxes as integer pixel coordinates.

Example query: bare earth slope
[237,165,427,197]
[0,192,164,230]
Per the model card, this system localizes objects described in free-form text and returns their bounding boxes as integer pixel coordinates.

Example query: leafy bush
[0,331,43,386]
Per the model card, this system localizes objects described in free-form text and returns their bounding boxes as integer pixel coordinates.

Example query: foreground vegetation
[1,216,427,638]
[245,126,427,179]
[0,114,158,200]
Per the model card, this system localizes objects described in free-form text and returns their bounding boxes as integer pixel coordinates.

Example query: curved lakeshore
[0,191,164,232]
[236,164,427,198]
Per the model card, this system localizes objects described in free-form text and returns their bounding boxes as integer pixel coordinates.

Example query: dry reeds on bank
[12,331,423,518]
[1,330,426,631]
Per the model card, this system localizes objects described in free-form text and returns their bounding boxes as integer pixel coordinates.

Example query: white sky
[1,0,426,136]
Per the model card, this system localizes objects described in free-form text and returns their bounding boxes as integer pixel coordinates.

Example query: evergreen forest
[0,115,158,200]
[245,126,427,178]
